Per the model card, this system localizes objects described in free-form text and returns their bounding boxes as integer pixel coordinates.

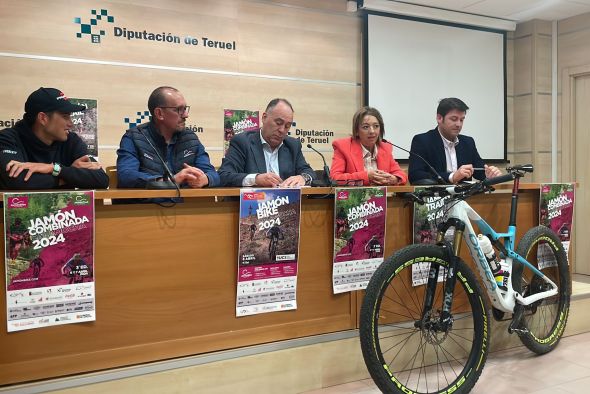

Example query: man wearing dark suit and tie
[218,98,315,187]
[408,97,502,185]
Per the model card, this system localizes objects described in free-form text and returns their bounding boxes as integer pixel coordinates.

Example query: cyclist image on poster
[332,187,386,294]
[333,188,386,262]
[223,109,260,156]
[237,189,301,267]
[411,189,455,286]
[249,223,257,241]
[266,224,285,261]
[7,218,31,262]
[4,191,96,332]
[5,191,94,291]
[538,183,575,266]
[61,253,93,284]
[365,235,382,259]
[539,183,574,240]
[29,256,44,279]
[236,188,301,316]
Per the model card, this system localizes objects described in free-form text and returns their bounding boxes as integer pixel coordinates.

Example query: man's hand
[72,155,102,170]
[280,175,305,187]
[181,164,209,188]
[484,165,502,179]
[451,164,475,184]
[255,172,283,187]
[174,164,199,185]
[6,160,52,181]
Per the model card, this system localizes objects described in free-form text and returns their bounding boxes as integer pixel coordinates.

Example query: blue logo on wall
[124,111,151,128]
[74,9,115,43]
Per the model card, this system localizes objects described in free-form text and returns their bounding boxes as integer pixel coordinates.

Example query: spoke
[380,330,420,354]
[377,328,418,340]
[402,333,428,386]
[382,329,421,367]
[377,306,420,322]
[397,270,425,318]
[446,331,474,356]
[433,340,452,388]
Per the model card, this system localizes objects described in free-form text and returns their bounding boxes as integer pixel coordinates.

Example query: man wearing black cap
[0,87,109,189]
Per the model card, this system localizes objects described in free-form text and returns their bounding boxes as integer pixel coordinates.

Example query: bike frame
[440,181,558,313]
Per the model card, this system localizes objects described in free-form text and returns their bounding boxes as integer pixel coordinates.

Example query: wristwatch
[301,172,313,186]
[52,163,62,177]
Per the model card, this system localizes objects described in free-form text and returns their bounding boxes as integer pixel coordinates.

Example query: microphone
[306,144,332,187]
[136,126,182,195]
[382,139,446,185]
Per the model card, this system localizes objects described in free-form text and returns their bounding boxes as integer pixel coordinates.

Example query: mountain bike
[359,164,570,394]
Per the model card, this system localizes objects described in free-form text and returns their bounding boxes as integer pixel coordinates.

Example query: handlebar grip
[482,173,515,187]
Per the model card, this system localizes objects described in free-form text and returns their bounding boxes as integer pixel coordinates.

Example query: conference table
[0,184,541,385]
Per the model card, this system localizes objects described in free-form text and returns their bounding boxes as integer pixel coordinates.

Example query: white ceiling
[391,0,590,21]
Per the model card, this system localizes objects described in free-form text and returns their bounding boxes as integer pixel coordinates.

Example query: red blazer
[330,137,408,186]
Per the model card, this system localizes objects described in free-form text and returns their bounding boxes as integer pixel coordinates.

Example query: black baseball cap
[24,88,86,116]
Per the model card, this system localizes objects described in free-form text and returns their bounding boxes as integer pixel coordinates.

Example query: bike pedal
[508,304,525,334]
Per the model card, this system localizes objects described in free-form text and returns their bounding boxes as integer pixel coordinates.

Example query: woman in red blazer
[330,107,407,186]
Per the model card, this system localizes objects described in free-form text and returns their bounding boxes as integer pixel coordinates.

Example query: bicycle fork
[416,218,465,333]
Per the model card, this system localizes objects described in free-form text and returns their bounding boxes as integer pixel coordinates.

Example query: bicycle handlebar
[405,164,534,205]
[482,173,515,187]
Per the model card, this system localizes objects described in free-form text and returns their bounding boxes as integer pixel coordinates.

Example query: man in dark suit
[408,97,501,185]
[218,98,315,187]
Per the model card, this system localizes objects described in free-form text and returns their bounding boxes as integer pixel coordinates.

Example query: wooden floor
[305,331,590,394]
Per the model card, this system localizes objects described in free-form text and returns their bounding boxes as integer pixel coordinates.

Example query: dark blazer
[218,131,315,187]
[330,137,407,185]
[408,128,485,184]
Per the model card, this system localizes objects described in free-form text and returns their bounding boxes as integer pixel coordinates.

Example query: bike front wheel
[360,244,490,394]
[513,225,571,354]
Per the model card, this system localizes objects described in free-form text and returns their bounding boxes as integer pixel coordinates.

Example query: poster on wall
[4,191,96,332]
[332,187,386,294]
[411,189,453,286]
[223,109,260,156]
[538,183,575,268]
[69,98,98,157]
[236,188,301,317]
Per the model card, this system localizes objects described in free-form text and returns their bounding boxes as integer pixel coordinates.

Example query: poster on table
[332,187,386,294]
[236,188,301,317]
[223,109,260,156]
[4,191,95,332]
[538,183,575,269]
[70,98,98,157]
[411,188,453,286]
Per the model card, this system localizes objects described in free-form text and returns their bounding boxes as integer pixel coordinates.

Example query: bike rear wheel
[513,226,571,354]
[360,244,490,394]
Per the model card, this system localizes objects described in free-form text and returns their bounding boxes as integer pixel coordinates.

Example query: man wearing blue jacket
[117,86,219,189]
[408,97,501,185]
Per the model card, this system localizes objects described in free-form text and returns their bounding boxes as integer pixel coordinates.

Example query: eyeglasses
[160,106,190,115]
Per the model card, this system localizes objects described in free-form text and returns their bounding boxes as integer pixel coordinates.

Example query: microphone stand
[382,139,446,185]
[136,127,182,198]
[306,144,333,187]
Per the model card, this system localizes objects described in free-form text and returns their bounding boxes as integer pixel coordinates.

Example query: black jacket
[0,120,109,190]
[218,131,315,187]
[408,128,485,184]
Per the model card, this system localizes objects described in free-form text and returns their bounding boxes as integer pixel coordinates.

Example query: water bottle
[495,259,510,292]
[477,234,509,291]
